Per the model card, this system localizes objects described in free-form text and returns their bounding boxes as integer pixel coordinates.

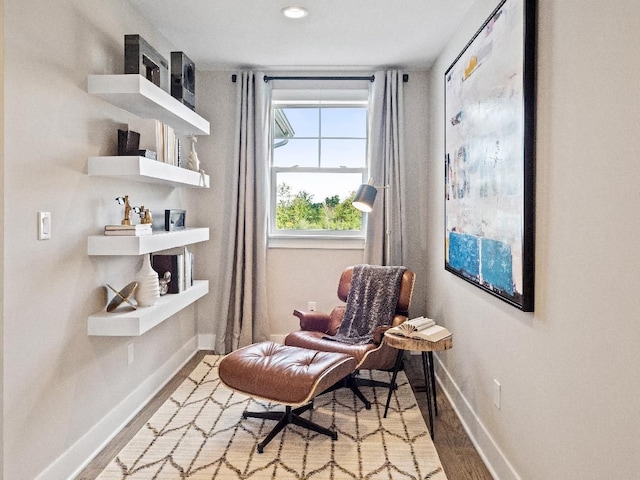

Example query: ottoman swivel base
[219,341,356,453]
[244,403,337,453]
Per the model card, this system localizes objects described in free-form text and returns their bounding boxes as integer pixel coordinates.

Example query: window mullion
[317,108,322,168]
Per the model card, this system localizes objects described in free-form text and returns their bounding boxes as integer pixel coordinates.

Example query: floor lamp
[353,178,391,264]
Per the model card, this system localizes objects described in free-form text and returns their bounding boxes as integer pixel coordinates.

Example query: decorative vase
[135,254,160,307]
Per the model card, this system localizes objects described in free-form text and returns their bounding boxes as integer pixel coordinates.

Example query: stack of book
[151,246,194,294]
[387,316,452,343]
[104,224,153,236]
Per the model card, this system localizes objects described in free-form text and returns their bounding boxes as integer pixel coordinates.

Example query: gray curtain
[216,71,272,353]
[364,70,407,266]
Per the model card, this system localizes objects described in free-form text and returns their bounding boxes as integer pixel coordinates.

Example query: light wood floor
[77,350,493,480]
[403,353,494,480]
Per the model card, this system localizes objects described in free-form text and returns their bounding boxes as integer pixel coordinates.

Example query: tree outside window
[270,104,368,237]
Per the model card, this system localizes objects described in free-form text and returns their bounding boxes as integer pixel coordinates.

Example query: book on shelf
[104,224,153,236]
[151,247,194,294]
[128,118,180,167]
[151,253,183,294]
[387,316,451,343]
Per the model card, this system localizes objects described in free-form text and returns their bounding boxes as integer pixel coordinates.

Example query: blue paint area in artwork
[448,232,480,278]
[480,238,513,295]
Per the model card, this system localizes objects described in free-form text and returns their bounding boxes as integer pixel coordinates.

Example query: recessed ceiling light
[282,6,308,19]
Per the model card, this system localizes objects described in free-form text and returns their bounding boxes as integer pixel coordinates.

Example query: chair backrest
[337,266,415,316]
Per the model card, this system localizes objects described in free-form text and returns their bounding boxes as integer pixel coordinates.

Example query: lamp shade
[353,183,377,212]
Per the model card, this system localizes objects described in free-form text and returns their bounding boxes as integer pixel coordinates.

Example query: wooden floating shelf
[88,74,210,136]
[88,156,210,188]
[87,228,209,256]
[88,280,209,336]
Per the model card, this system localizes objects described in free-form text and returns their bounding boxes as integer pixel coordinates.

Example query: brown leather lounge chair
[284,265,416,409]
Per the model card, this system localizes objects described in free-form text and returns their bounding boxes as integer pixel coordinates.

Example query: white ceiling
[126,0,476,71]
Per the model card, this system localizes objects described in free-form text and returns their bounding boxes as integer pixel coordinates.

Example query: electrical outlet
[308,301,316,311]
[128,343,135,365]
[493,379,501,409]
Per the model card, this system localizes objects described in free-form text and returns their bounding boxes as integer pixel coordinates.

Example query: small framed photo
[165,209,186,231]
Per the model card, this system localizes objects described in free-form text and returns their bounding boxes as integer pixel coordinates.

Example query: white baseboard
[198,333,217,351]
[38,335,199,480]
[434,354,521,480]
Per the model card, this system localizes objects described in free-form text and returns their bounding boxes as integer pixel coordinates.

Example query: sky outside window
[273,106,367,202]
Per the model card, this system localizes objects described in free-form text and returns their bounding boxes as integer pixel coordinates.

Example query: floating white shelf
[88,74,210,136]
[88,228,209,256]
[88,156,210,188]
[88,280,209,336]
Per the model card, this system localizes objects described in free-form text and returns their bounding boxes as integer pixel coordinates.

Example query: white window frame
[268,98,370,246]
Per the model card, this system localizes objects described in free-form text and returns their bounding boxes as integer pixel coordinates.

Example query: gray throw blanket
[330,264,407,345]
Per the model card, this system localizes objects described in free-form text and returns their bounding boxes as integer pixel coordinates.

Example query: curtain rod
[231,74,409,83]
[264,75,375,82]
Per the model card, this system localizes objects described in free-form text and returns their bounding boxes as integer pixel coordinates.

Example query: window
[270,101,369,239]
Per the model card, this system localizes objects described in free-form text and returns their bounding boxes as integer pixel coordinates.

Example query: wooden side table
[383,331,453,439]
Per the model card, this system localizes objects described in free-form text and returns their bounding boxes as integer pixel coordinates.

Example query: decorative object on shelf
[165,209,186,231]
[444,0,536,312]
[117,128,157,159]
[118,129,140,156]
[133,205,153,225]
[171,51,196,111]
[187,135,201,171]
[135,254,160,307]
[152,246,193,293]
[124,34,169,92]
[104,223,152,236]
[139,150,157,160]
[158,271,172,296]
[116,195,133,225]
[106,282,138,312]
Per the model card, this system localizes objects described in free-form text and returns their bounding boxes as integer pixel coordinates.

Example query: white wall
[3,1,204,478]
[0,0,5,476]
[266,248,363,338]
[187,70,246,350]
[425,0,640,478]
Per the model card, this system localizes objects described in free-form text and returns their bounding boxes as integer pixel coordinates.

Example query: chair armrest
[293,309,332,333]
[372,325,392,345]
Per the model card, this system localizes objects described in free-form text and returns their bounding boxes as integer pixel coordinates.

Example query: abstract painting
[444,0,536,311]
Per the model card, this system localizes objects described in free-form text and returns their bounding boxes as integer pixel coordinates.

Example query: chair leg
[242,402,337,453]
[347,381,372,410]
[319,373,375,409]
[356,377,398,390]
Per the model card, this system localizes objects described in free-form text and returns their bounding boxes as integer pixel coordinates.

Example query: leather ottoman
[219,341,356,452]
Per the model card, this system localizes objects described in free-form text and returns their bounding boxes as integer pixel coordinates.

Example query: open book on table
[387,316,451,343]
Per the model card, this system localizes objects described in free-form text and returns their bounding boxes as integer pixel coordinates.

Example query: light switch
[493,379,501,409]
[38,212,51,240]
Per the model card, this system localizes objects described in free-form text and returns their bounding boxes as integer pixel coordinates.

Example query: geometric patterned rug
[97,355,447,479]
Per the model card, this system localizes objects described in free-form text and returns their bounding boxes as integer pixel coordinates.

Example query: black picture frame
[165,209,186,231]
[444,0,536,311]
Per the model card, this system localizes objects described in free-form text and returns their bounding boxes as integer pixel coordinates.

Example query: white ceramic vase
[135,254,160,307]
